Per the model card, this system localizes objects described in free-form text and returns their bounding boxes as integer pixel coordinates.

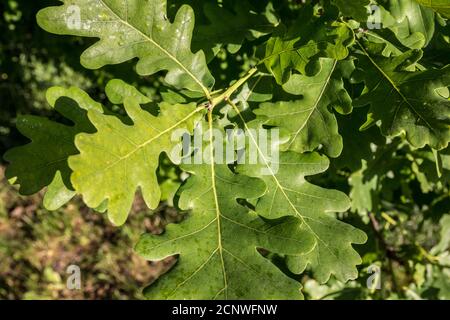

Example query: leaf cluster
[3,0,450,299]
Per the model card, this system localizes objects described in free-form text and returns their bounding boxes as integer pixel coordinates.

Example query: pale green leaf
[349,162,379,214]
[105,79,151,104]
[382,0,436,48]
[43,172,77,211]
[432,215,450,254]
[37,0,215,94]
[69,97,204,226]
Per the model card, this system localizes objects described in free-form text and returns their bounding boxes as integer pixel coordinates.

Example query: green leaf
[37,0,215,95]
[410,146,450,192]
[43,172,77,211]
[432,214,450,254]
[349,161,379,214]
[253,58,353,158]
[353,41,450,150]
[193,1,278,59]
[333,107,385,171]
[262,6,354,84]
[382,0,436,48]
[3,86,102,209]
[68,97,204,226]
[365,27,429,60]
[136,145,315,299]
[105,79,152,104]
[435,268,450,299]
[238,151,367,283]
[415,0,450,18]
[331,0,370,21]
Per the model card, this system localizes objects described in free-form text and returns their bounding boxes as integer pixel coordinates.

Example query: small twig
[368,213,402,262]
[368,212,405,297]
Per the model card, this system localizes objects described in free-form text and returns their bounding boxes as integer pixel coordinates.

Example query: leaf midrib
[286,59,337,150]
[229,101,340,263]
[98,0,211,97]
[356,40,436,135]
[207,110,228,299]
[81,107,203,177]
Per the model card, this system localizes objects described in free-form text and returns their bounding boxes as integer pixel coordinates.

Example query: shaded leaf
[415,0,450,18]
[253,58,353,158]
[262,6,354,84]
[332,106,385,171]
[3,86,102,209]
[331,0,370,21]
[239,151,367,283]
[136,152,315,299]
[353,42,450,150]
[193,1,278,59]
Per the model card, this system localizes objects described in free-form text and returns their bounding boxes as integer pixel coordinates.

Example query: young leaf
[68,97,204,226]
[432,215,450,254]
[353,41,450,150]
[262,6,354,84]
[3,87,102,210]
[253,59,353,158]
[238,151,367,283]
[382,0,436,48]
[136,161,316,299]
[410,146,450,192]
[37,0,215,95]
[415,0,450,18]
[349,162,379,215]
[105,79,153,104]
[364,27,427,58]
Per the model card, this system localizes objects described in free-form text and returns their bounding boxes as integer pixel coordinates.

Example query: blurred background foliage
[0,0,449,299]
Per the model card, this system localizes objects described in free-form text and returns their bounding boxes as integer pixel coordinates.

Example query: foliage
[2,0,450,300]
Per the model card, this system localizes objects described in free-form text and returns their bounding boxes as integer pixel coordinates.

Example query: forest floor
[0,166,178,299]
